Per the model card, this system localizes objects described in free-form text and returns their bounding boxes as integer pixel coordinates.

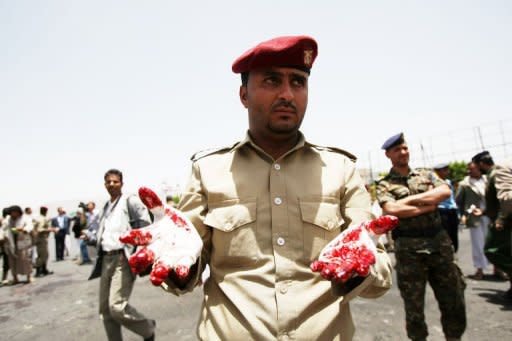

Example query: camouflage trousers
[395,238,466,341]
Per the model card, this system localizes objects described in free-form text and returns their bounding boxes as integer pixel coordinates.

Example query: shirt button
[277,237,285,246]
[280,286,288,294]
[274,163,281,170]
[274,197,282,205]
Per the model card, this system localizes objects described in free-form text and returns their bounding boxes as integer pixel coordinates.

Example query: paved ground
[1,229,511,341]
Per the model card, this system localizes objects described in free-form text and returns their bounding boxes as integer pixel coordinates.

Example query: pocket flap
[204,201,256,232]
[300,200,344,231]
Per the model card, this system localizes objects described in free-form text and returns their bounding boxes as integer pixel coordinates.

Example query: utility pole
[420,141,427,168]
[368,151,374,184]
[477,126,485,150]
[499,120,508,158]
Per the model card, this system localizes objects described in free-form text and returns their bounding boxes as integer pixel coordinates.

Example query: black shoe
[42,266,54,275]
[494,270,509,281]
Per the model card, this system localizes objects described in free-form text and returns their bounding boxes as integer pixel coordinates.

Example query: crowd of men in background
[437,151,511,291]
[0,201,99,285]
[0,151,510,341]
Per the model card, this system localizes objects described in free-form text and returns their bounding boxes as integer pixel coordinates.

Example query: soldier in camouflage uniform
[33,206,53,276]
[376,133,466,341]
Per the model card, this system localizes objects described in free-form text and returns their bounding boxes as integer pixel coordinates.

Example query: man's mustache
[272,100,297,112]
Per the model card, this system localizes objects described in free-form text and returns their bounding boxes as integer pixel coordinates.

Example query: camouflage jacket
[376,167,445,235]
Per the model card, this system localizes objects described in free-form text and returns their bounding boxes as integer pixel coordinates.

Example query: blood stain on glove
[128,248,155,274]
[139,187,163,209]
[310,215,398,283]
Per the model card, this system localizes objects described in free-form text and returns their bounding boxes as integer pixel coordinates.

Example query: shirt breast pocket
[204,199,259,266]
[300,198,344,263]
[391,186,410,199]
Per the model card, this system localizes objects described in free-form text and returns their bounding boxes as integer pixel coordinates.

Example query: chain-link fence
[359,119,512,183]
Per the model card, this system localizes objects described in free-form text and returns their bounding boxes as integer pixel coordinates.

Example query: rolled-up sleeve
[376,180,396,207]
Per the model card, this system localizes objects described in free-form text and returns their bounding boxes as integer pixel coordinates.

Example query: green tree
[449,161,467,185]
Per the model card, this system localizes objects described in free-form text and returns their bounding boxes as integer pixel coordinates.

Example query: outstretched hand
[310,215,398,283]
[119,187,203,286]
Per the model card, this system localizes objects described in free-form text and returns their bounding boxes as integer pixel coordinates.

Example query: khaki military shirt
[486,163,512,227]
[33,215,51,243]
[164,133,392,341]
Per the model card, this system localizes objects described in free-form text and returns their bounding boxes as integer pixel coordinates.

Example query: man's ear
[239,85,248,108]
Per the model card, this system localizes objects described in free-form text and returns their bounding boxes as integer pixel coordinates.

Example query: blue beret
[433,162,449,170]
[381,132,404,150]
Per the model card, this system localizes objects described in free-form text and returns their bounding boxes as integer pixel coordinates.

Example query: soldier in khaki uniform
[161,36,393,340]
[33,206,54,276]
[376,133,466,341]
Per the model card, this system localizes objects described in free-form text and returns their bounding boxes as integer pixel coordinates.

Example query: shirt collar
[233,131,307,155]
[388,167,419,179]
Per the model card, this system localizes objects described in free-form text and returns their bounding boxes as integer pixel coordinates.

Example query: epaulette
[309,143,357,162]
[190,143,238,162]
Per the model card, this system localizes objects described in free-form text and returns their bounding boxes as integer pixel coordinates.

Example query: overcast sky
[1,0,511,211]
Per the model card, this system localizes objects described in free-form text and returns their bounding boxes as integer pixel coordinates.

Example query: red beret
[232,35,318,74]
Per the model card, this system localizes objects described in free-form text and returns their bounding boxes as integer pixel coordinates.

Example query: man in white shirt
[87,169,155,341]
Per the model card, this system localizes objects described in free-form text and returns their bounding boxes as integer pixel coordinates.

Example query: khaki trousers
[99,252,154,340]
[35,239,49,267]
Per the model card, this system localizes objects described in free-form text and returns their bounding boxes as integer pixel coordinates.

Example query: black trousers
[55,234,66,260]
[438,208,460,252]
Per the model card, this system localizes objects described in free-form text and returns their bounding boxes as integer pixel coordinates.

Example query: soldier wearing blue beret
[381,132,405,151]
[376,133,466,341]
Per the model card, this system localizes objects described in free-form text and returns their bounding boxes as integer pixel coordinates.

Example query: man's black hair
[480,155,494,166]
[104,168,123,182]
[241,72,249,86]
[9,205,23,216]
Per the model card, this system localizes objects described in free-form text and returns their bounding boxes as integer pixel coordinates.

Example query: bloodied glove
[310,215,398,283]
[119,187,203,286]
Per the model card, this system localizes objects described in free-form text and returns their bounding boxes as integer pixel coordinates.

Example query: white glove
[311,215,398,282]
[120,187,203,286]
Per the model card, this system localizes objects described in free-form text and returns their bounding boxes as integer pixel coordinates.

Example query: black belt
[393,227,442,239]
[103,249,124,256]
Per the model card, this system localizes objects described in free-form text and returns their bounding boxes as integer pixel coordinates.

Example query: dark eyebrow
[290,72,307,82]
[262,70,283,77]
[262,70,308,80]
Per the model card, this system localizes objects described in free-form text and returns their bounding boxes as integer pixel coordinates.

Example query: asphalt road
[1,229,511,341]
